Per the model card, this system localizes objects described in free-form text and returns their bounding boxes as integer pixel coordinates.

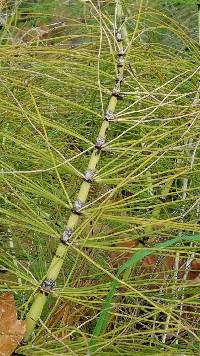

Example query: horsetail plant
[2,0,200,354]
[24,0,128,341]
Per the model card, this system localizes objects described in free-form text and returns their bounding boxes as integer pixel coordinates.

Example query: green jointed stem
[24,2,127,341]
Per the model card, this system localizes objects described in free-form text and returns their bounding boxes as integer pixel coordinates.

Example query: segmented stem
[24,1,127,341]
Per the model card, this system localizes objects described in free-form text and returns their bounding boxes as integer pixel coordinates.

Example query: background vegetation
[1,0,200,354]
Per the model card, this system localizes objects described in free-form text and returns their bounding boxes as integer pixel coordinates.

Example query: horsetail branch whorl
[84,169,96,182]
[112,85,121,98]
[73,199,84,214]
[104,109,115,121]
[61,227,73,244]
[115,30,122,42]
[95,136,105,150]
[40,279,55,294]
[118,55,125,67]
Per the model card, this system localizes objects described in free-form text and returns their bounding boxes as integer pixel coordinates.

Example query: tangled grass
[0,0,200,354]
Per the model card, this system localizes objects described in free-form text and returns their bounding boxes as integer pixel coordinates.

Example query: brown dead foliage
[0,293,26,356]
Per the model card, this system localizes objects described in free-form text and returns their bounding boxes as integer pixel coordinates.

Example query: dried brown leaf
[0,293,26,356]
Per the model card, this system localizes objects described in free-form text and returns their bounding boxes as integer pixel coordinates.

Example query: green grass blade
[90,233,200,350]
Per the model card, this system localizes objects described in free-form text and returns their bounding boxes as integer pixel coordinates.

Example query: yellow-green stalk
[24,0,127,341]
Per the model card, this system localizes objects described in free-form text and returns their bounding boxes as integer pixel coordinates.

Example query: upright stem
[24,1,127,341]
